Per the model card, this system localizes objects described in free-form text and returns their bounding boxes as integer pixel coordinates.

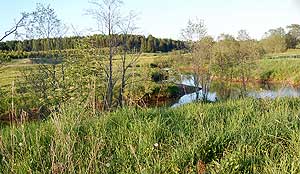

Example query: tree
[16,41,23,52]
[0,13,31,68]
[141,37,147,52]
[181,18,207,42]
[25,3,63,40]
[159,39,167,52]
[22,3,67,107]
[87,0,143,109]
[261,27,287,53]
[87,0,124,109]
[88,0,121,109]
[181,18,213,101]
[237,29,251,41]
[146,35,155,53]
[213,34,240,81]
[192,36,214,100]
[211,34,239,100]
[0,34,184,53]
[286,24,300,49]
[237,30,261,95]
[117,12,140,108]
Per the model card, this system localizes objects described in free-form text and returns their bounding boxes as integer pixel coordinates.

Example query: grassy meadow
[0,53,169,88]
[2,1,300,173]
[2,50,300,88]
[1,98,300,173]
[1,50,300,173]
[264,49,300,58]
[0,59,37,87]
[255,58,300,84]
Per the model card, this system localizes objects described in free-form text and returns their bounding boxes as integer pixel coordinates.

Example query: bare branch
[86,0,123,34]
[0,13,30,41]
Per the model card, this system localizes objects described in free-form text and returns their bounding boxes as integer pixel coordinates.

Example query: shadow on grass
[30,57,63,65]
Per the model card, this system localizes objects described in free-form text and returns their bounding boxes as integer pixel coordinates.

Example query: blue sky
[0,0,299,40]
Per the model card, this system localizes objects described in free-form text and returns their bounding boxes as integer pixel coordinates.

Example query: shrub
[151,71,168,82]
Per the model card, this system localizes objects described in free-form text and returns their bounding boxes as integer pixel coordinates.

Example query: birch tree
[181,18,214,101]
[87,0,122,109]
[117,12,140,107]
[23,3,68,106]
[87,0,140,109]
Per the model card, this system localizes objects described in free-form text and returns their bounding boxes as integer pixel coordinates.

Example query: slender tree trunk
[242,74,246,94]
[241,58,247,97]
[118,51,127,108]
[107,43,113,109]
[107,14,113,109]
[194,73,200,100]
[60,38,65,83]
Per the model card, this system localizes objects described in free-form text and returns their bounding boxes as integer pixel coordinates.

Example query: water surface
[172,75,300,107]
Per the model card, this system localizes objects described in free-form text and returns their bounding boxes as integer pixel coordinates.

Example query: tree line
[1,24,299,56]
[0,34,185,53]
[260,24,300,53]
[1,22,300,57]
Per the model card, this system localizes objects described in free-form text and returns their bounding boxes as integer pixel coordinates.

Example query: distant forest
[0,34,186,53]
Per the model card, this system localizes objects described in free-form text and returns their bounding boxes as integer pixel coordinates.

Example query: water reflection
[172,91,217,107]
[172,75,300,107]
[247,86,300,99]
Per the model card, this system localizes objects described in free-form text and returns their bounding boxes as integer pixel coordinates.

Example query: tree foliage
[286,24,300,49]
[0,34,185,53]
[181,18,213,101]
[261,27,287,53]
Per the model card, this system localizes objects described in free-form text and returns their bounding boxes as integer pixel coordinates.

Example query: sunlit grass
[1,98,300,173]
[255,58,300,83]
[265,49,300,58]
[2,50,300,89]
[0,59,31,87]
[0,53,171,87]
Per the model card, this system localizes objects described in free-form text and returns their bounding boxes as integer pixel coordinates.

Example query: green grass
[265,49,300,58]
[0,54,171,88]
[254,58,300,84]
[138,53,171,65]
[0,59,38,87]
[259,50,300,84]
[1,98,300,173]
[2,50,300,89]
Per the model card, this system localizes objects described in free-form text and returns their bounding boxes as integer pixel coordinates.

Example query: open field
[1,98,300,173]
[265,49,300,59]
[0,59,38,87]
[2,51,300,88]
[0,53,170,87]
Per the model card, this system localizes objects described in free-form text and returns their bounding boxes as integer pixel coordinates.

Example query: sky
[0,0,300,41]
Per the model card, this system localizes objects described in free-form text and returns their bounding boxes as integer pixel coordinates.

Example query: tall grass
[1,98,300,173]
[255,58,300,83]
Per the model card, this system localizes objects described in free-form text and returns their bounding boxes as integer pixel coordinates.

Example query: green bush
[151,71,168,82]
[167,85,180,97]
[260,70,274,82]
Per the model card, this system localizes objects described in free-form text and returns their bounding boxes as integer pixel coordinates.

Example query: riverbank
[1,98,300,173]
[178,58,300,86]
[254,58,300,85]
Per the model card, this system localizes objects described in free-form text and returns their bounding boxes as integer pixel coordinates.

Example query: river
[171,75,300,107]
